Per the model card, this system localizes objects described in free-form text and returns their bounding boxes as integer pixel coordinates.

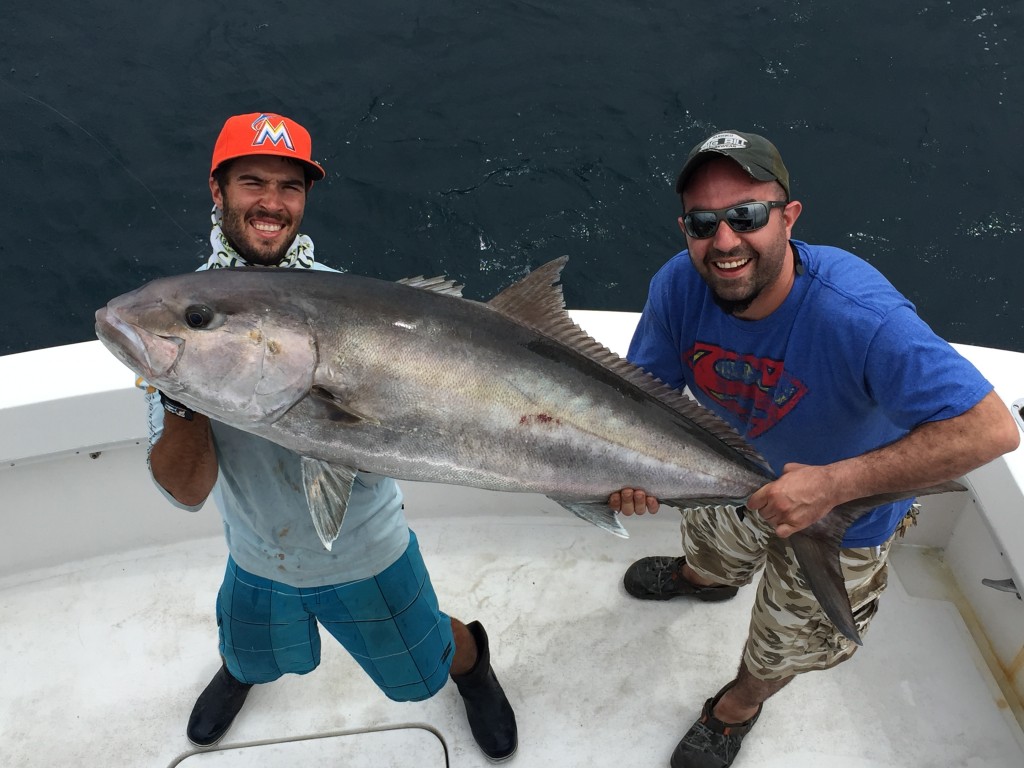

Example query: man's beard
[705,240,787,317]
[220,205,293,266]
[710,290,756,316]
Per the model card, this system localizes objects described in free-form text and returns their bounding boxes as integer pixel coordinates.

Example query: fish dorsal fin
[488,256,773,476]
[488,255,570,320]
[397,273,464,297]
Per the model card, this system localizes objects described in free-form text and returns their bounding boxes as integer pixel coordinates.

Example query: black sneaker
[623,556,738,602]
[670,683,762,768]
[186,663,254,747]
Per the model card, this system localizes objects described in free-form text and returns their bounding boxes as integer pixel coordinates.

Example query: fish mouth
[95,306,182,381]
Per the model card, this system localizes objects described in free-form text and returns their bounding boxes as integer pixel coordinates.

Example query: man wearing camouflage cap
[609,129,1017,767]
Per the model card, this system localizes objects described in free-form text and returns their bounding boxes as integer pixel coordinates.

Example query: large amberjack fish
[95,257,962,644]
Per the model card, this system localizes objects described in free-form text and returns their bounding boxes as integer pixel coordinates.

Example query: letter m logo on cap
[251,114,295,151]
[211,111,325,180]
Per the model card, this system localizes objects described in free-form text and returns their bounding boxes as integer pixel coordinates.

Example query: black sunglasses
[682,200,787,239]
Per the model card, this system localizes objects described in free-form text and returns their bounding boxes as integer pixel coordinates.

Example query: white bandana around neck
[204,206,316,270]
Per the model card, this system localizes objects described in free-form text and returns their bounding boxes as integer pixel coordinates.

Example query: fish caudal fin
[791,479,967,645]
[789,530,863,645]
[553,500,630,538]
[302,457,356,550]
[837,480,965,514]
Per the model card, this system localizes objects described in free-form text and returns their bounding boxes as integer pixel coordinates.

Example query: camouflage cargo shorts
[681,504,897,680]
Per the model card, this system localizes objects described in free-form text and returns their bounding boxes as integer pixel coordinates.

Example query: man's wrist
[159,391,195,421]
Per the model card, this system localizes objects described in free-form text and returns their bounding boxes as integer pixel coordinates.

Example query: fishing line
[1,76,200,246]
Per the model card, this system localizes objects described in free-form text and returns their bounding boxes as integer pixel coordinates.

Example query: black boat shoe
[186,663,254,747]
[670,682,762,768]
[623,556,738,602]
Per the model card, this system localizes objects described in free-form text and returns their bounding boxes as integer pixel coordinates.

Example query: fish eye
[184,304,214,329]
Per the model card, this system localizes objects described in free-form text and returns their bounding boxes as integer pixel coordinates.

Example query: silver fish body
[95,257,962,644]
[95,259,773,503]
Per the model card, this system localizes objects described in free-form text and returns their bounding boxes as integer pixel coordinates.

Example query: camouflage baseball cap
[675,130,790,199]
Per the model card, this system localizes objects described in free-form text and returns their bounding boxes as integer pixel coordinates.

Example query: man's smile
[711,256,753,273]
[249,217,288,239]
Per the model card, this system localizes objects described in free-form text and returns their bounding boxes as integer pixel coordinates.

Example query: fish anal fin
[302,457,356,550]
[552,499,630,538]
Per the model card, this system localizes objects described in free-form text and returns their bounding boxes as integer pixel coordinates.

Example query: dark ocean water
[2,1,1022,356]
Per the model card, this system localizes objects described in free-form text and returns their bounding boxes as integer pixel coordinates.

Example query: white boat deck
[3,315,1024,767]
[3,488,1023,768]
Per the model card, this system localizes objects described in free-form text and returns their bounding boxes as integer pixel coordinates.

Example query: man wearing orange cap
[146,112,517,761]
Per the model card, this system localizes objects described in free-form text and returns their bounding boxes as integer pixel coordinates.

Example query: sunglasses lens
[725,203,768,232]
[684,202,780,239]
[684,212,720,238]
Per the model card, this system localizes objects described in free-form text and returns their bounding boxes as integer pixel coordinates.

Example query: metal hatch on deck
[170,726,447,767]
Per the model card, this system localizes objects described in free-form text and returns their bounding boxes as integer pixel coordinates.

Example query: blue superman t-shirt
[628,239,992,546]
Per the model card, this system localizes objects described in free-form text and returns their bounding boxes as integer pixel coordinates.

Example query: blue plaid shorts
[216,531,454,701]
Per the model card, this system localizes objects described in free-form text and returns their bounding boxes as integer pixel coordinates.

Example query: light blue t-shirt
[629,240,992,547]
[147,260,409,587]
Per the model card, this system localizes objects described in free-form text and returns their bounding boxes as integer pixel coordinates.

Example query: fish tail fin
[302,457,356,551]
[792,479,966,645]
[552,500,630,538]
[789,529,863,646]
[838,479,965,518]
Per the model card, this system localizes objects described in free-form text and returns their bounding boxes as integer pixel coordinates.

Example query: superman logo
[687,342,807,438]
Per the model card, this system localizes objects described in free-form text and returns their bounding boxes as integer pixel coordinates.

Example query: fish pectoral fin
[789,527,863,646]
[552,499,629,539]
[309,385,381,426]
[302,457,356,551]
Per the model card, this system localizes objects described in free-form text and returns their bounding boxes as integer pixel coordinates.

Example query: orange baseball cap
[210,112,326,181]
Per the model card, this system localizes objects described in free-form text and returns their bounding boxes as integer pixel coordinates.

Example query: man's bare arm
[149,413,219,506]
